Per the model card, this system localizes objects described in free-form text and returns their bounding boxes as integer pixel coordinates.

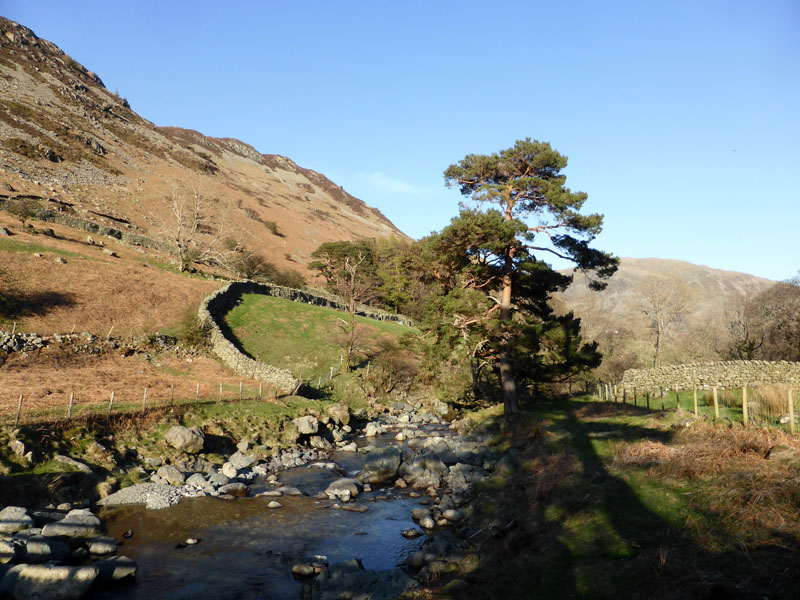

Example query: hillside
[558,257,776,372]
[0,17,404,281]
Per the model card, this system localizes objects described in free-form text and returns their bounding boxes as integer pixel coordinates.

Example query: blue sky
[3,1,799,281]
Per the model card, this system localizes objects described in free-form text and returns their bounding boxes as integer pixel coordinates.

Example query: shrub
[176,305,211,348]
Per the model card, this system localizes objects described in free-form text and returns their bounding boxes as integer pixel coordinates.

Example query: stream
[91,424,455,599]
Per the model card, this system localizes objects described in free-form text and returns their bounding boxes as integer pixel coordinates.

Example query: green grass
[225,294,415,380]
[0,236,81,258]
[457,396,800,599]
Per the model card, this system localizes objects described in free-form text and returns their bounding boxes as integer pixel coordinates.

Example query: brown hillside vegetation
[557,258,776,375]
[0,16,406,285]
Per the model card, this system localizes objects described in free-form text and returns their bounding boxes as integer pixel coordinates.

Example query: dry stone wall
[622,361,800,391]
[198,280,413,394]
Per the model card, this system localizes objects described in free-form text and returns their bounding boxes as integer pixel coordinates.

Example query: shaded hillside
[0,17,405,280]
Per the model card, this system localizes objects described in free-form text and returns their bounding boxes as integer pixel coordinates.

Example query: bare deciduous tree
[165,185,225,272]
[638,280,692,367]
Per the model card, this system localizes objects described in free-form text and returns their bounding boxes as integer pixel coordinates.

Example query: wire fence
[595,381,800,433]
[0,379,285,427]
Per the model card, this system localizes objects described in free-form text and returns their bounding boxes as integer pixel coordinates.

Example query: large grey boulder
[10,564,99,600]
[19,535,71,563]
[164,426,205,454]
[0,506,34,534]
[399,455,449,489]
[41,509,104,539]
[94,555,137,581]
[156,465,185,486]
[293,416,319,435]
[361,446,402,484]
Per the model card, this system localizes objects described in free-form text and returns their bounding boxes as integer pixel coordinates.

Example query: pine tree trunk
[500,245,519,419]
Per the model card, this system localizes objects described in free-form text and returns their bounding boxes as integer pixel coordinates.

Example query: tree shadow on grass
[0,289,76,321]
[448,397,800,599]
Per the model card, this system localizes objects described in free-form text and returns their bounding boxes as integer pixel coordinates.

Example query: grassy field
[225,294,415,380]
[453,396,800,599]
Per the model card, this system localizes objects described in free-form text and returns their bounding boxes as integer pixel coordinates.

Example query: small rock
[342,504,369,513]
[267,501,282,509]
[221,462,239,479]
[401,528,424,539]
[292,563,315,578]
[217,483,248,497]
[54,257,66,264]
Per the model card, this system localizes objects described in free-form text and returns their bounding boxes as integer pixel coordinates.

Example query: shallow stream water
[91,426,451,599]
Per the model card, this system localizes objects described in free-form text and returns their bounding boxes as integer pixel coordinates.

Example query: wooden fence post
[67,391,74,420]
[788,387,795,435]
[14,395,23,427]
[219,382,222,402]
[259,382,262,399]
[693,386,698,417]
[196,383,200,403]
[142,387,148,412]
[675,387,680,411]
[660,387,665,410]
[742,384,749,427]
[713,386,719,419]
[239,381,243,401]
[107,391,115,416]
[623,387,627,404]
[646,390,650,410]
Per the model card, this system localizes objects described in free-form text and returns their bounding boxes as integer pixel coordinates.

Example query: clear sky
[3,1,799,281]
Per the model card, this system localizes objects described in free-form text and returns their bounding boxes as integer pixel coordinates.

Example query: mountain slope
[558,258,776,372]
[0,17,404,277]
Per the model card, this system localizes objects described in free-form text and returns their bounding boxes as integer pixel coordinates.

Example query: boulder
[164,426,205,454]
[327,404,350,426]
[185,473,207,487]
[0,540,18,564]
[94,555,137,581]
[53,454,92,473]
[20,535,71,563]
[364,422,385,437]
[217,482,248,497]
[11,564,99,600]
[399,455,449,489]
[324,478,362,501]
[221,462,239,479]
[156,465,185,486]
[293,416,319,435]
[0,506,34,534]
[362,446,402,484]
[88,537,118,556]
[41,509,104,539]
[208,472,230,487]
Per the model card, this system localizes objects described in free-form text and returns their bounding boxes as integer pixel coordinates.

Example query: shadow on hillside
[0,289,76,320]
[449,397,800,599]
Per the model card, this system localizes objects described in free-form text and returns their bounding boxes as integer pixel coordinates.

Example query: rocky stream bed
[1,403,502,599]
